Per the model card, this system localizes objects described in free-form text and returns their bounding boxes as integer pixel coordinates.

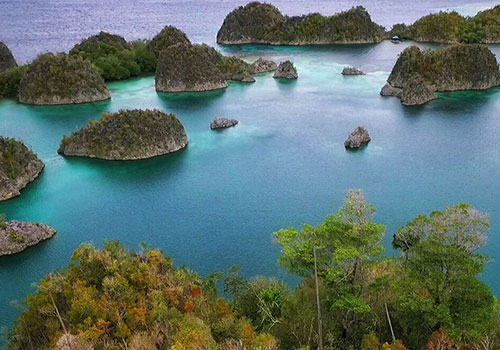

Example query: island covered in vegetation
[0,137,44,201]
[217,2,385,45]
[18,53,110,105]
[58,109,188,160]
[6,191,499,350]
[390,5,500,43]
[381,44,500,105]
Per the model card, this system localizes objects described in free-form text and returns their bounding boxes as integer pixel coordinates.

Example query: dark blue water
[1,0,500,346]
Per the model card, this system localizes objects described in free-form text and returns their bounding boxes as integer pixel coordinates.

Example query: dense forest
[6,190,498,350]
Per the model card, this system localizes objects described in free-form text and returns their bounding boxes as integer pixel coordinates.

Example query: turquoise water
[3,40,500,343]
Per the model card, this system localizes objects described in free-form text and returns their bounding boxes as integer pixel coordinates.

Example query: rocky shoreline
[382,45,500,106]
[0,137,44,201]
[0,220,56,256]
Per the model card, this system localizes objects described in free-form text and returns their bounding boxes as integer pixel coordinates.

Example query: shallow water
[1,0,500,346]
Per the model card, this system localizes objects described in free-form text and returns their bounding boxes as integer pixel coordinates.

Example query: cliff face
[18,53,110,105]
[383,45,500,105]
[0,137,44,201]
[0,220,56,256]
[58,109,188,160]
[217,2,385,45]
[155,43,228,92]
[0,42,17,73]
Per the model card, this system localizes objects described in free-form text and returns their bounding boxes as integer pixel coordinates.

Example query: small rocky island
[0,137,44,201]
[156,43,228,92]
[342,67,365,75]
[250,58,278,74]
[0,42,17,73]
[345,127,371,149]
[211,117,239,129]
[274,61,298,79]
[58,109,188,160]
[0,219,56,256]
[217,2,385,45]
[18,53,110,105]
[381,44,500,106]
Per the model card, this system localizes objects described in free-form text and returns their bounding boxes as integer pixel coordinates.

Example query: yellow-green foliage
[7,242,277,350]
[0,137,39,180]
[70,32,156,81]
[411,11,465,42]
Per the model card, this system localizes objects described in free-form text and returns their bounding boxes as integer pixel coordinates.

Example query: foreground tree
[392,204,498,349]
[274,190,386,349]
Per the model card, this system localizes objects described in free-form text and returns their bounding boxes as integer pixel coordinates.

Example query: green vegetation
[390,5,500,43]
[0,137,39,180]
[147,25,191,57]
[0,65,27,98]
[8,190,500,349]
[217,2,385,45]
[58,109,187,160]
[70,32,157,81]
[18,53,109,105]
[7,241,277,350]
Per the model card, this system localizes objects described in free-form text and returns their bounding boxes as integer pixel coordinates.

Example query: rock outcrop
[345,127,371,149]
[0,137,44,201]
[0,220,56,256]
[210,117,239,129]
[382,45,500,105]
[18,53,110,105]
[273,61,298,79]
[156,43,228,92]
[58,109,188,160]
[0,42,17,73]
[342,67,365,75]
[148,25,191,57]
[249,58,278,74]
[217,2,385,45]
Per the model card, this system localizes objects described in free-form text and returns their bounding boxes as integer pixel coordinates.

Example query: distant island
[0,218,56,256]
[0,42,17,72]
[390,5,500,43]
[217,2,385,45]
[58,109,188,160]
[381,44,500,105]
[18,53,110,105]
[0,137,44,201]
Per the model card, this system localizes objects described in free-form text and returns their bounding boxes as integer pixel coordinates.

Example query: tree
[274,190,385,347]
[392,204,497,349]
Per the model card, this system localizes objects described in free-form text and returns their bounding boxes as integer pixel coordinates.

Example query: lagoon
[2,0,500,345]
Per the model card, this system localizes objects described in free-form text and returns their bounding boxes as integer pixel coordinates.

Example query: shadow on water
[21,99,112,123]
[60,146,190,184]
[400,88,500,118]
[157,88,227,110]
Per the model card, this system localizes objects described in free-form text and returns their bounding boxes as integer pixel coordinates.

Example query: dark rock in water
[400,75,436,106]
[0,137,44,201]
[58,109,188,160]
[273,61,298,79]
[211,117,239,129]
[344,127,371,149]
[342,67,365,75]
[380,83,402,97]
[383,44,500,105]
[250,58,278,74]
[18,53,110,105]
[155,43,228,92]
[0,42,17,73]
[0,220,56,256]
[148,25,191,57]
[217,2,385,45]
